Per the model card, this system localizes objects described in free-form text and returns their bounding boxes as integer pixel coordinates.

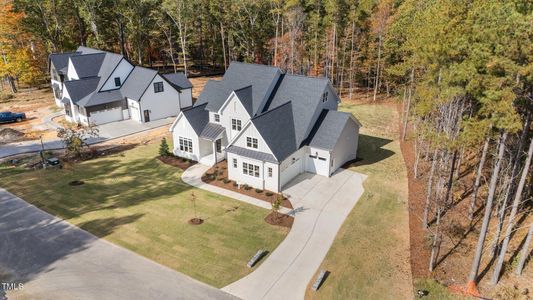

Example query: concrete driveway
[0,116,173,159]
[222,169,366,300]
[0,189,236,300]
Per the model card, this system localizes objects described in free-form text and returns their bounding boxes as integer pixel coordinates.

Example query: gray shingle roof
[251,102,297,162]
[49,52,81,74]
[63,77,100,103]
[225,145,277,163]
[79,89,124,107]
[69,53,106,78]
[199,123,225,141]
[198,62,281,115]
[306,110,358,150]
[162,72,192,89]
[263,74,330,147]
[182,104,209,135]
[233,85,253,116]
[121,66,157,101]
[77,46,104,54]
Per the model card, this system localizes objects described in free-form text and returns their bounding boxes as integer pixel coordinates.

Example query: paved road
[0,189,237,300]
[0,117,173,159]
[222,169,366,300]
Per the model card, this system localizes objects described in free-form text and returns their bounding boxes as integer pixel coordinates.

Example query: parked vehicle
[0,111,26,123]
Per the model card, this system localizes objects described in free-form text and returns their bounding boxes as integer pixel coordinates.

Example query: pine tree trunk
[467,131,507,293]
[429,207,442,272]
[444,150,458,207]
[220,24,227,70]
[469,135,491,220]
[372,34,382,101]
[491,136,533,284]
[423,149,439,229]
[516,221,533,276]
[402,68,414,141]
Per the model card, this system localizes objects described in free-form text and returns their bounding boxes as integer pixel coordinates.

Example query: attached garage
[88,107,123,125]
[280,157,303,188]
[305,153,330,176]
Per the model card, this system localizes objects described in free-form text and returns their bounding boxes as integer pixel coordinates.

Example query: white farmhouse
[170,62,361,192]
[49,46,192,126]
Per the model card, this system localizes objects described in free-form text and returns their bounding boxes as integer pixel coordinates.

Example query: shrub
[233,182,238,187]
[266,192,274,197]
[243,184,251,190]
[159,138,170,156]
[255,188,263,193]
[181,157,188,162]
[223,179,230,184]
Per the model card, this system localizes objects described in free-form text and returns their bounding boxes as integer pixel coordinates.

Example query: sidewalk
[181,164,292,214]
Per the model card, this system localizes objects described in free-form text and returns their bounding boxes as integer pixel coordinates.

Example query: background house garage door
[306,155,329,176]
[280,158,302,188]
[130,106,141,122]
[89,107,123,125]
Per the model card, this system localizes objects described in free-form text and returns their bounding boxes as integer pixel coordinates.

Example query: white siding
[279,147,306,188]
[139,74,181,122]
[180,88,193,108]
[171,115,202,161]
[100,59,134,91]
[227,153,264,190]
[218,93,251,142]
[331,119,359,172]
[232,123,273,155]
[67,59,79,80]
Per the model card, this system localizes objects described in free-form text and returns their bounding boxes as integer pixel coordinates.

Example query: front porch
[197,122,227,166]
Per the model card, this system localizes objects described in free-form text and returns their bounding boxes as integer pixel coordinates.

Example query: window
[243,162,260,177]
[321,91,328,102]
[114,77,121,87]
[214,114,220,122]
[233,158,237,168]
[178,137,193,153]
[154,82,164,93]
[246,137,258,149]
[268,167,273,177]
[232,119,242,131]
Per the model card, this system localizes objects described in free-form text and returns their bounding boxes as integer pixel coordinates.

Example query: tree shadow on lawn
[0,192,143,286]
[343,134,395,168]
[77,213,144,238]
[36,157,196,219]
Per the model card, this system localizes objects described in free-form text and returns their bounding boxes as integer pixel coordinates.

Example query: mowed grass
[0,143,288,288]
[306,102,413,299]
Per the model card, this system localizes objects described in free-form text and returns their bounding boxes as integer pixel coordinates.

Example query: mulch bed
[188,218,204,225]
[157,155,196,171]
[202,161,293,209]
[398,103,431,280]
[265,211,294,228]
[68,180,85,186]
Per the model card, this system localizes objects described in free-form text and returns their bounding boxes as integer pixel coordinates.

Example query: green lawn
[0,143,288,288]
[306,102,414,299]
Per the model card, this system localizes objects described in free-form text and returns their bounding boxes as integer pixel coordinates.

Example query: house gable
[100,58,134,91]
[229,121,275,159]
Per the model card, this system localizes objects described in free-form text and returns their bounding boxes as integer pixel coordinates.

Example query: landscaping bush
[233,182,238,187]
[159,138,170,156]
[266,192,274,197]
[255,188,263,193]
[243,184,251,190]
[181,157,188,163]
[223,178,231,184]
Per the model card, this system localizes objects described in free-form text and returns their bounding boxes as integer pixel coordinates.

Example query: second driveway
[222,169,366,300]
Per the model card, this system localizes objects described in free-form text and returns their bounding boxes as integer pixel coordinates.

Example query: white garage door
[89,107,123,125]
[280,158,302,188]
[306,154,329,176]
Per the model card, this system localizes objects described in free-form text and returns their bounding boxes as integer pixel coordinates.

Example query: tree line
[1,0,532,294]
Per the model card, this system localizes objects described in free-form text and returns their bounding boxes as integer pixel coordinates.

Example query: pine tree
[159,137,170,157]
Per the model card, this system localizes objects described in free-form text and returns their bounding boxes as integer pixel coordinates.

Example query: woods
[1,0,532,296]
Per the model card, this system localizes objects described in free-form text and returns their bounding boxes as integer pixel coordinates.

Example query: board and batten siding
[279,147,306,189]
[231,123,273,155]
[171,115,202,161]
[330,119,360,172]
[139,74,181,122]
[227,152,280,192]
[211,92,252,142]
[180,89,193,108]
[100,59,134,91]
[66,59,79,80]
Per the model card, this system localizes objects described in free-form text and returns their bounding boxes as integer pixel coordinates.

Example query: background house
[49,46,192,126]
[170,62,361,192]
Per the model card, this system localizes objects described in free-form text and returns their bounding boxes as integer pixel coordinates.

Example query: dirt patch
[157,155,196,171]
[202,161,293,209]
[68,180,85,186]
[264,211,294,228]
[188,218,204,225]
[0,128,27,144]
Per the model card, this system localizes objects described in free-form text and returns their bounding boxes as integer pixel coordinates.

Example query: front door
[215,139,222,153]
[143,110,150,122]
